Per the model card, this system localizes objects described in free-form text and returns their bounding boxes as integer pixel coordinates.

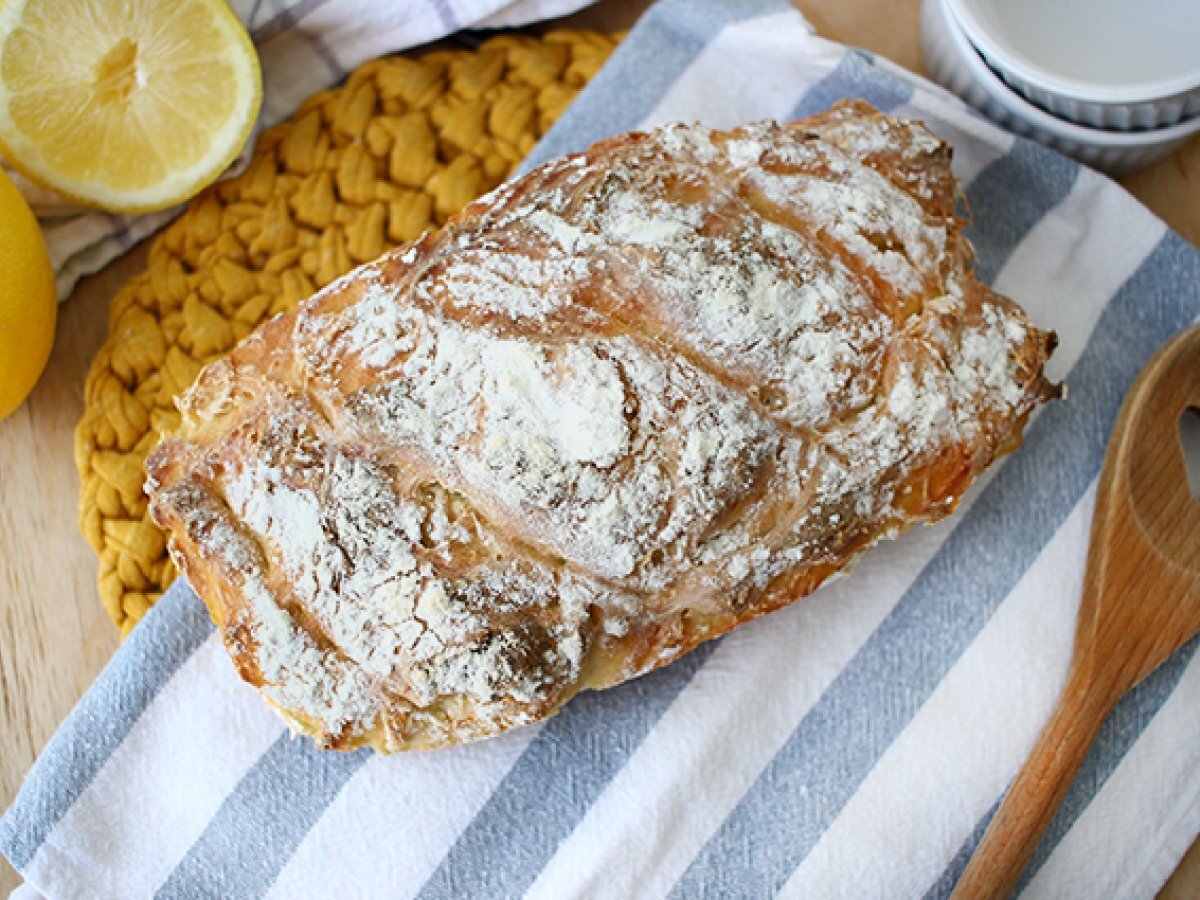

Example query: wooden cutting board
[1,0,1197,894]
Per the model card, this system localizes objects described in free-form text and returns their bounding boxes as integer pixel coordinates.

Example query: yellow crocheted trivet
[75,30,620,635]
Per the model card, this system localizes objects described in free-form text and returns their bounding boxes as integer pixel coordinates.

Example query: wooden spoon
[952,325,1200,899]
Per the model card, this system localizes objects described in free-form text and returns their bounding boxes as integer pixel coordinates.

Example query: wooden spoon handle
[951,665,1115,899]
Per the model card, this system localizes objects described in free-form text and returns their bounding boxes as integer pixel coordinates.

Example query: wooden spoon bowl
[953,324,1200,899]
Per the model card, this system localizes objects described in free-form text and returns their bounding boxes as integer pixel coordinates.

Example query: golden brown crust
[147,101,1058,751]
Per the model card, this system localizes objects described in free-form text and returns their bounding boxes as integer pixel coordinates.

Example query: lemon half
[0,0,262,213]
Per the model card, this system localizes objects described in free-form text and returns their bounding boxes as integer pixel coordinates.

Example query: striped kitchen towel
[5,0,1200,897]
[16,0,595,300]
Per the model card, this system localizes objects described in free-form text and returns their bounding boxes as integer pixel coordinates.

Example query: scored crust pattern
[146,102,1059,751]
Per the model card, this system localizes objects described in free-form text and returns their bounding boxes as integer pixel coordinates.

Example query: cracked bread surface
[146,100,1059,752]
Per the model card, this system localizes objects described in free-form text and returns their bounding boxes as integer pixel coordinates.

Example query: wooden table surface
[1,0,1197,894]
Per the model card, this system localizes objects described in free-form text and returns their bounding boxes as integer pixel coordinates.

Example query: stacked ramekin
[921,0,1200,174]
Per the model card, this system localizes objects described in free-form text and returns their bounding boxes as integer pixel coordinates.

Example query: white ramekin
[920,0,1200,175]
[946,0,1200,131]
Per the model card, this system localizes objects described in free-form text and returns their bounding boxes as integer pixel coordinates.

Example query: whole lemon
[0,166,56,421]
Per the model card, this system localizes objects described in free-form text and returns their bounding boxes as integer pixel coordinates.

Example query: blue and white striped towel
[17,0,593,300]
[5,0,1200,896]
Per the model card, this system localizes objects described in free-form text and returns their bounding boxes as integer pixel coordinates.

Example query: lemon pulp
[0,0,262,212]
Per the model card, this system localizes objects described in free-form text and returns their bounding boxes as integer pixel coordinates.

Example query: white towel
[3,0,595,301]
[3,1,1199,897]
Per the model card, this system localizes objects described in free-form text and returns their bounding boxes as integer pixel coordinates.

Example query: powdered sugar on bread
[146,101,1058,751]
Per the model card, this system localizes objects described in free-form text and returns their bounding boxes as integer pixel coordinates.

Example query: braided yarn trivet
[74,30,620,634]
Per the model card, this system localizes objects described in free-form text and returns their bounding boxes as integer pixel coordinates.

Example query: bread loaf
[146,100,1059,751]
